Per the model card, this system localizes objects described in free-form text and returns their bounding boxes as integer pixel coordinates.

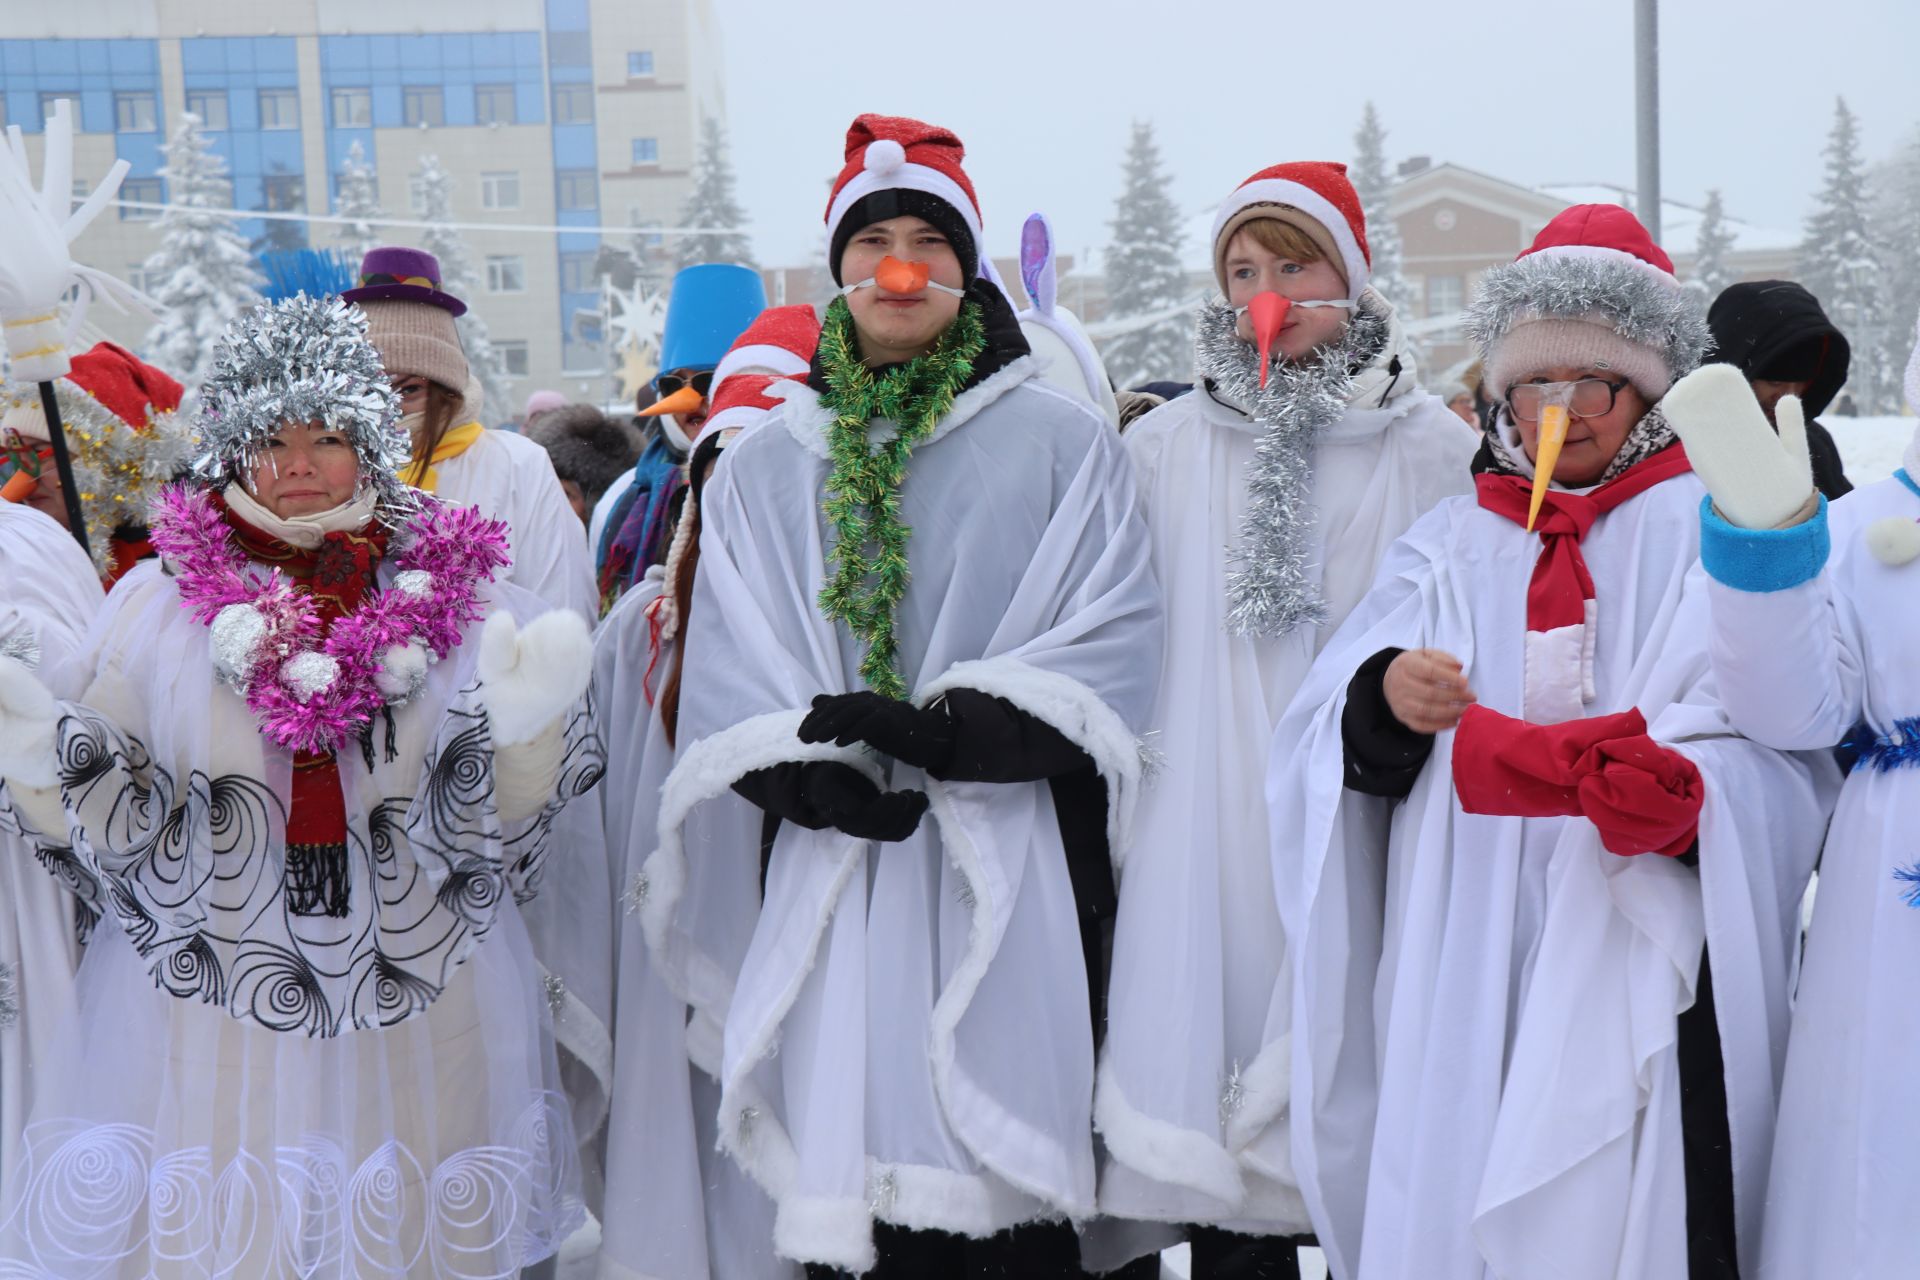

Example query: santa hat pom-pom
[865,138,906,176]
[1866,516,1920,567]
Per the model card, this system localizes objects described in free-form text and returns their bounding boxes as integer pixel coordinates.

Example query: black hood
[1706,280,1851,418]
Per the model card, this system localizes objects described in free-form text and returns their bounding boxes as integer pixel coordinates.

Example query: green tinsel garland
[815,294,987,699]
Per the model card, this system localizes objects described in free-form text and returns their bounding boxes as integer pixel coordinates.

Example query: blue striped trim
[1896,468,1920,501]
[1697,494,1830,593]
[1849,717,1920,774]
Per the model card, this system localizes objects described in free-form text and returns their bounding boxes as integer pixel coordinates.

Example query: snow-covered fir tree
[142,112,264,399]
[1351,102,1409,314]
[333,140,384,265]
[675,117,756,270]
[415,153,512,420]
[1100,120,1191,388]
[1870,130,1920,406]
[1687,189,1736,305]
[1800,98,1895,411]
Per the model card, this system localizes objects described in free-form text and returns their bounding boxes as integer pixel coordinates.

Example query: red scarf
[216,494,389,916]
[1473,446,1692,723]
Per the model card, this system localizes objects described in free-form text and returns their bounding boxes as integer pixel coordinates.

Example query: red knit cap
[1211,161,1371,301]
[824,115,982,258]
[1518,202,1677,279]
[713,304,821,384]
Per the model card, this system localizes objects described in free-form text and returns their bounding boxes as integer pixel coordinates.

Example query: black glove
[798,691,956,774]
[732,760,929,843]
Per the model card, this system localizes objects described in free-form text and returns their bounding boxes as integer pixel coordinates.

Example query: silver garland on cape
[188,294,414,521]
[1195,297,1390,638]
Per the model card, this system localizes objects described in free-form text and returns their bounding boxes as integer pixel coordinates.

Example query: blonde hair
[1228,218,1327,265]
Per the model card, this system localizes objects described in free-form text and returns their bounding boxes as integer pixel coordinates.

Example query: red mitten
[1451,704,1649,819]
[1573,734,1704,858]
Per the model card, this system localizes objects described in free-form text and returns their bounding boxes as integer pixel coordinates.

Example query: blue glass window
[631,137,658,166]
[185,90,228,130]
[114,92,158,133]
[475,84,516,125]
[627,51,654,77]
[258,88,298,130]
[119,176,162,220]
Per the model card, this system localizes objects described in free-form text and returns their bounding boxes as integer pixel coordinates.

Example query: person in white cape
[1096,160,1476,1277]
[0,295,604,1278]
[1266,205,1837,1280]
[0,501,104,1192]
[1659,321,1920,1277]
[636,112,1163,1276]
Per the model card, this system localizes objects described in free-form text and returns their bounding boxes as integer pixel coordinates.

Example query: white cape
[1268,473,1835,1280]
[640,360,1163,1271]
[435,427,597,624]
[1098,308,1477,1232]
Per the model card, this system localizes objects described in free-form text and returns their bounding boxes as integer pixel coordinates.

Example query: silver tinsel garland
[1463,252,1712,383]
[1196,296,1390,637]
[190,294,412,516]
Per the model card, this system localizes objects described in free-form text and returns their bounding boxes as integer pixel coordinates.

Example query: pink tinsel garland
[149,485,511,756]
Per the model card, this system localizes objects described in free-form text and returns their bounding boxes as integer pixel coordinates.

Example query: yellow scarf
[405,420,485,493]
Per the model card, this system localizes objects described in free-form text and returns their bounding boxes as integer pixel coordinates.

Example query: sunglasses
[656,371,713,398]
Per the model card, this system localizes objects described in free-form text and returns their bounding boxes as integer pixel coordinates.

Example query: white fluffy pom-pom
[210,603,269,684]
[373,638,431,702]
[280,652,340,703]
[1866,516,1920,567]
[864,138,906,176]
[393,569,433,599]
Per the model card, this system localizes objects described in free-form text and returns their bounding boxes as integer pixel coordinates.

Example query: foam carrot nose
[875,256,931,294]
[639,385,706,419]
[1246,292,1291,388]
[1,471,36,503]
[1527,403,1570,531]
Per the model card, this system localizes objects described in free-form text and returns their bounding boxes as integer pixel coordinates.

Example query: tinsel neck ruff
[191,294,412,521]
[150,485,509,756]
[814,295,987,700]
[1194,299,1390,638]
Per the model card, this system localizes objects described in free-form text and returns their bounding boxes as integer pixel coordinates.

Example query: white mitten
[477,610,592,747]
[0,656,59,789]
[1660,363,1816,531]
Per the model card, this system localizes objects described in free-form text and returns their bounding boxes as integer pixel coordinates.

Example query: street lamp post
[1635,0,1662,241]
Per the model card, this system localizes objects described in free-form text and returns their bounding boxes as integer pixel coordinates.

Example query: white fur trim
[779,356,1041,461]
[868,1158,1049,1236]
[1524,242,1680,290]
[773,1194,876,1274]
[714,344,809,385]
[1213,178,1369,303]
[693,404,768,446]
[1094,1066,1245,1210]
[826,161,983,256]
[1522,609,1594,726]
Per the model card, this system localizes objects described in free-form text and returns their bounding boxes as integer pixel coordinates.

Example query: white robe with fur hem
[640,360,1163,1272]
[1267,474,1835,1280]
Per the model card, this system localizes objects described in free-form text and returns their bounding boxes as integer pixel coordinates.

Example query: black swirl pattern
[231,941,336,1037]
[155,934,226,1007]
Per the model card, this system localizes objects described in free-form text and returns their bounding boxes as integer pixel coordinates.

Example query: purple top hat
[340,246,469,316]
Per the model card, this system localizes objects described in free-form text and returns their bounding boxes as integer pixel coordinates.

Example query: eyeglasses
[1505,378,1630,424]
[656,371,713,398]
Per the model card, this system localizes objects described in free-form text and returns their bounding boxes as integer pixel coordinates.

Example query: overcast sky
[715,0,1918,273]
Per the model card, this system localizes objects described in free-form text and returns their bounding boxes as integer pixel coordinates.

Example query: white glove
[0,655,59,789]
[1660,363,1816,531]
[477,610,592,747]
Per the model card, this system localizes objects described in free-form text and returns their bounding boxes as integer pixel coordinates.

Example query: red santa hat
[1468,204,1710,403]
[824,114,983,282]
[1211,162,1371,302]
[2,342,184,444]
[712,304,821,385]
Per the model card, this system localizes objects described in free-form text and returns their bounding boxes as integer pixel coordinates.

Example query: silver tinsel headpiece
[1463,251,1712,382]
[1196,294,1391,638]
[191,294,412,514]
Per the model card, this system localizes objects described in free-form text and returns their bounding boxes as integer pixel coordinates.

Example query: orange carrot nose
[875,256,932,294]
[1526,403,1571,531]
[639,384,706,418]
[1,470,36,504]
[1247,292,1291,388]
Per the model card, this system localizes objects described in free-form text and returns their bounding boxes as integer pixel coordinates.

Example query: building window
[485,256,526,293]
[552,83,592,125]
[555,170,596,212]
[261,174,305,212]
[559,251,597,293]
[480,171,520,211]
[39,93,79,130]
[630,137,659,166]
[496,341,530,378]
[475,84,516,126]
[330,87,371,128]
[627,51,655,78]
[1425,274,1464,321]
[185,90,228,130]
[258,89,299,130]
[119,177,162,220]
[403,86,444,128]
[114,92,158,134]
[127,265,158,295]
